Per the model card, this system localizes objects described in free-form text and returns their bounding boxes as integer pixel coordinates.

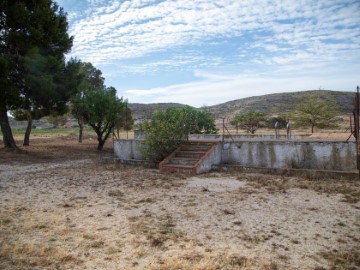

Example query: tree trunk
[97,139,105,151]
[250,125,256,134]
[96,128,112,151]
[0,102,17,149]
[23,110,33,146]
[78,119,83,143]
[311,124,314,133]
[96,130,105,151]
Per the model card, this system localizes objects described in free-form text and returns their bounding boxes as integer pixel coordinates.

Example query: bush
[140,106,217,161]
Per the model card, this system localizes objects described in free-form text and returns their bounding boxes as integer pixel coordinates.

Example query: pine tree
[0,0,73,148]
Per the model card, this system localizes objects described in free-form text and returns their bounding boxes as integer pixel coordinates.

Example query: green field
[0,127,92,137]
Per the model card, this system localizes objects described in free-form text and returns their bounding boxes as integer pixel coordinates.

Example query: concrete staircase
[159,141,220,175]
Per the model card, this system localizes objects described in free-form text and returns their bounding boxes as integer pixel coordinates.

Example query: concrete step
[159,141,219,175]
[180,145,212,151]
[175,151,206,158]
[183,142,214,147]
[167,157,198,165]
[184,141,214,145]
[160,164,195,174]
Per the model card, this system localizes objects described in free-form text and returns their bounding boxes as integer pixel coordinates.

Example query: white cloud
[100,53,224,76]
[58,0,360,106]
[66,0,359,68]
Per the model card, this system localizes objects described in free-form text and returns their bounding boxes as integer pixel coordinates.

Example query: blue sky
[57,0,360,107]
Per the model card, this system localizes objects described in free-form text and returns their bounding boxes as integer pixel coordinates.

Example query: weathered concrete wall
[113,140,143,160]
[114,140,357,172]
[196,143,222,174]
[221,141,356,171]
[189,134,304,141]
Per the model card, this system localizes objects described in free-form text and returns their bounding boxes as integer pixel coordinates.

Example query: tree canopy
[265,115,288,129]
[191,107,218,134]
[292,93,340,133]
[70,61,105,143]
[0,0,73,148]
[11,58,81,145]
[141,106,217,161]
[231,111,266,134]
[72,83,130,151]
[62,60,132,150]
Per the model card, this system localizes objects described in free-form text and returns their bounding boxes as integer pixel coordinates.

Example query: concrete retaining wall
[221,141,356,171]
[189,134,304,140]
[113,140,143,160]
[196,143,222,174]
[114,140,357,172]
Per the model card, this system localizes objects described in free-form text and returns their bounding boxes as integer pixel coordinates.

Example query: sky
[57,0,360,107]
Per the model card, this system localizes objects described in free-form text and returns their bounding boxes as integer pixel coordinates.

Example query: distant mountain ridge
[128,90,354,121]
[9,90,354,129]
[128,102,187,122]
[205,90,353,119]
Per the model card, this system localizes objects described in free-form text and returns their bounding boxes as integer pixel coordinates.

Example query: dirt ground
[0,135,359,270]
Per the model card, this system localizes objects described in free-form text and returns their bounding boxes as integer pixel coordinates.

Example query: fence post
[354,86,360,178]
[222,117,225,143]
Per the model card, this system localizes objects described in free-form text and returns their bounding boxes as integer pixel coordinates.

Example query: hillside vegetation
[128,90,353,122]
[128,103,186,122]
[8,90,354,129]
[205,90,353,119]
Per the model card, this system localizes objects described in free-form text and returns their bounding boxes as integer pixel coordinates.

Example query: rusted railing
[221,117,235,143]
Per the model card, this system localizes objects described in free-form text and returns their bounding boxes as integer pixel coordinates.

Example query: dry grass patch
[237,173,360,203]
[1,137,359,270]
[128,214,186,250]
[0,217,11,226]
[147,251,256,270]
[319,248,360,270]
[0,243,82,270]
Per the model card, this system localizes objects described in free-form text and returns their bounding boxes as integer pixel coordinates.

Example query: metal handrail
[221,117,235,143]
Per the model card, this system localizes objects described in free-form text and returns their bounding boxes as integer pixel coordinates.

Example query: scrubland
[0,134,359,269]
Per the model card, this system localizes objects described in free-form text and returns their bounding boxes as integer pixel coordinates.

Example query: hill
[127,90,353,122]
[128,103,187,122]
[205,90,353,119]
[8,90,354,129]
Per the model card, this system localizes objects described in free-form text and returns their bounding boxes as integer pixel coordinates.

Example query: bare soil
[0,136,359,270]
